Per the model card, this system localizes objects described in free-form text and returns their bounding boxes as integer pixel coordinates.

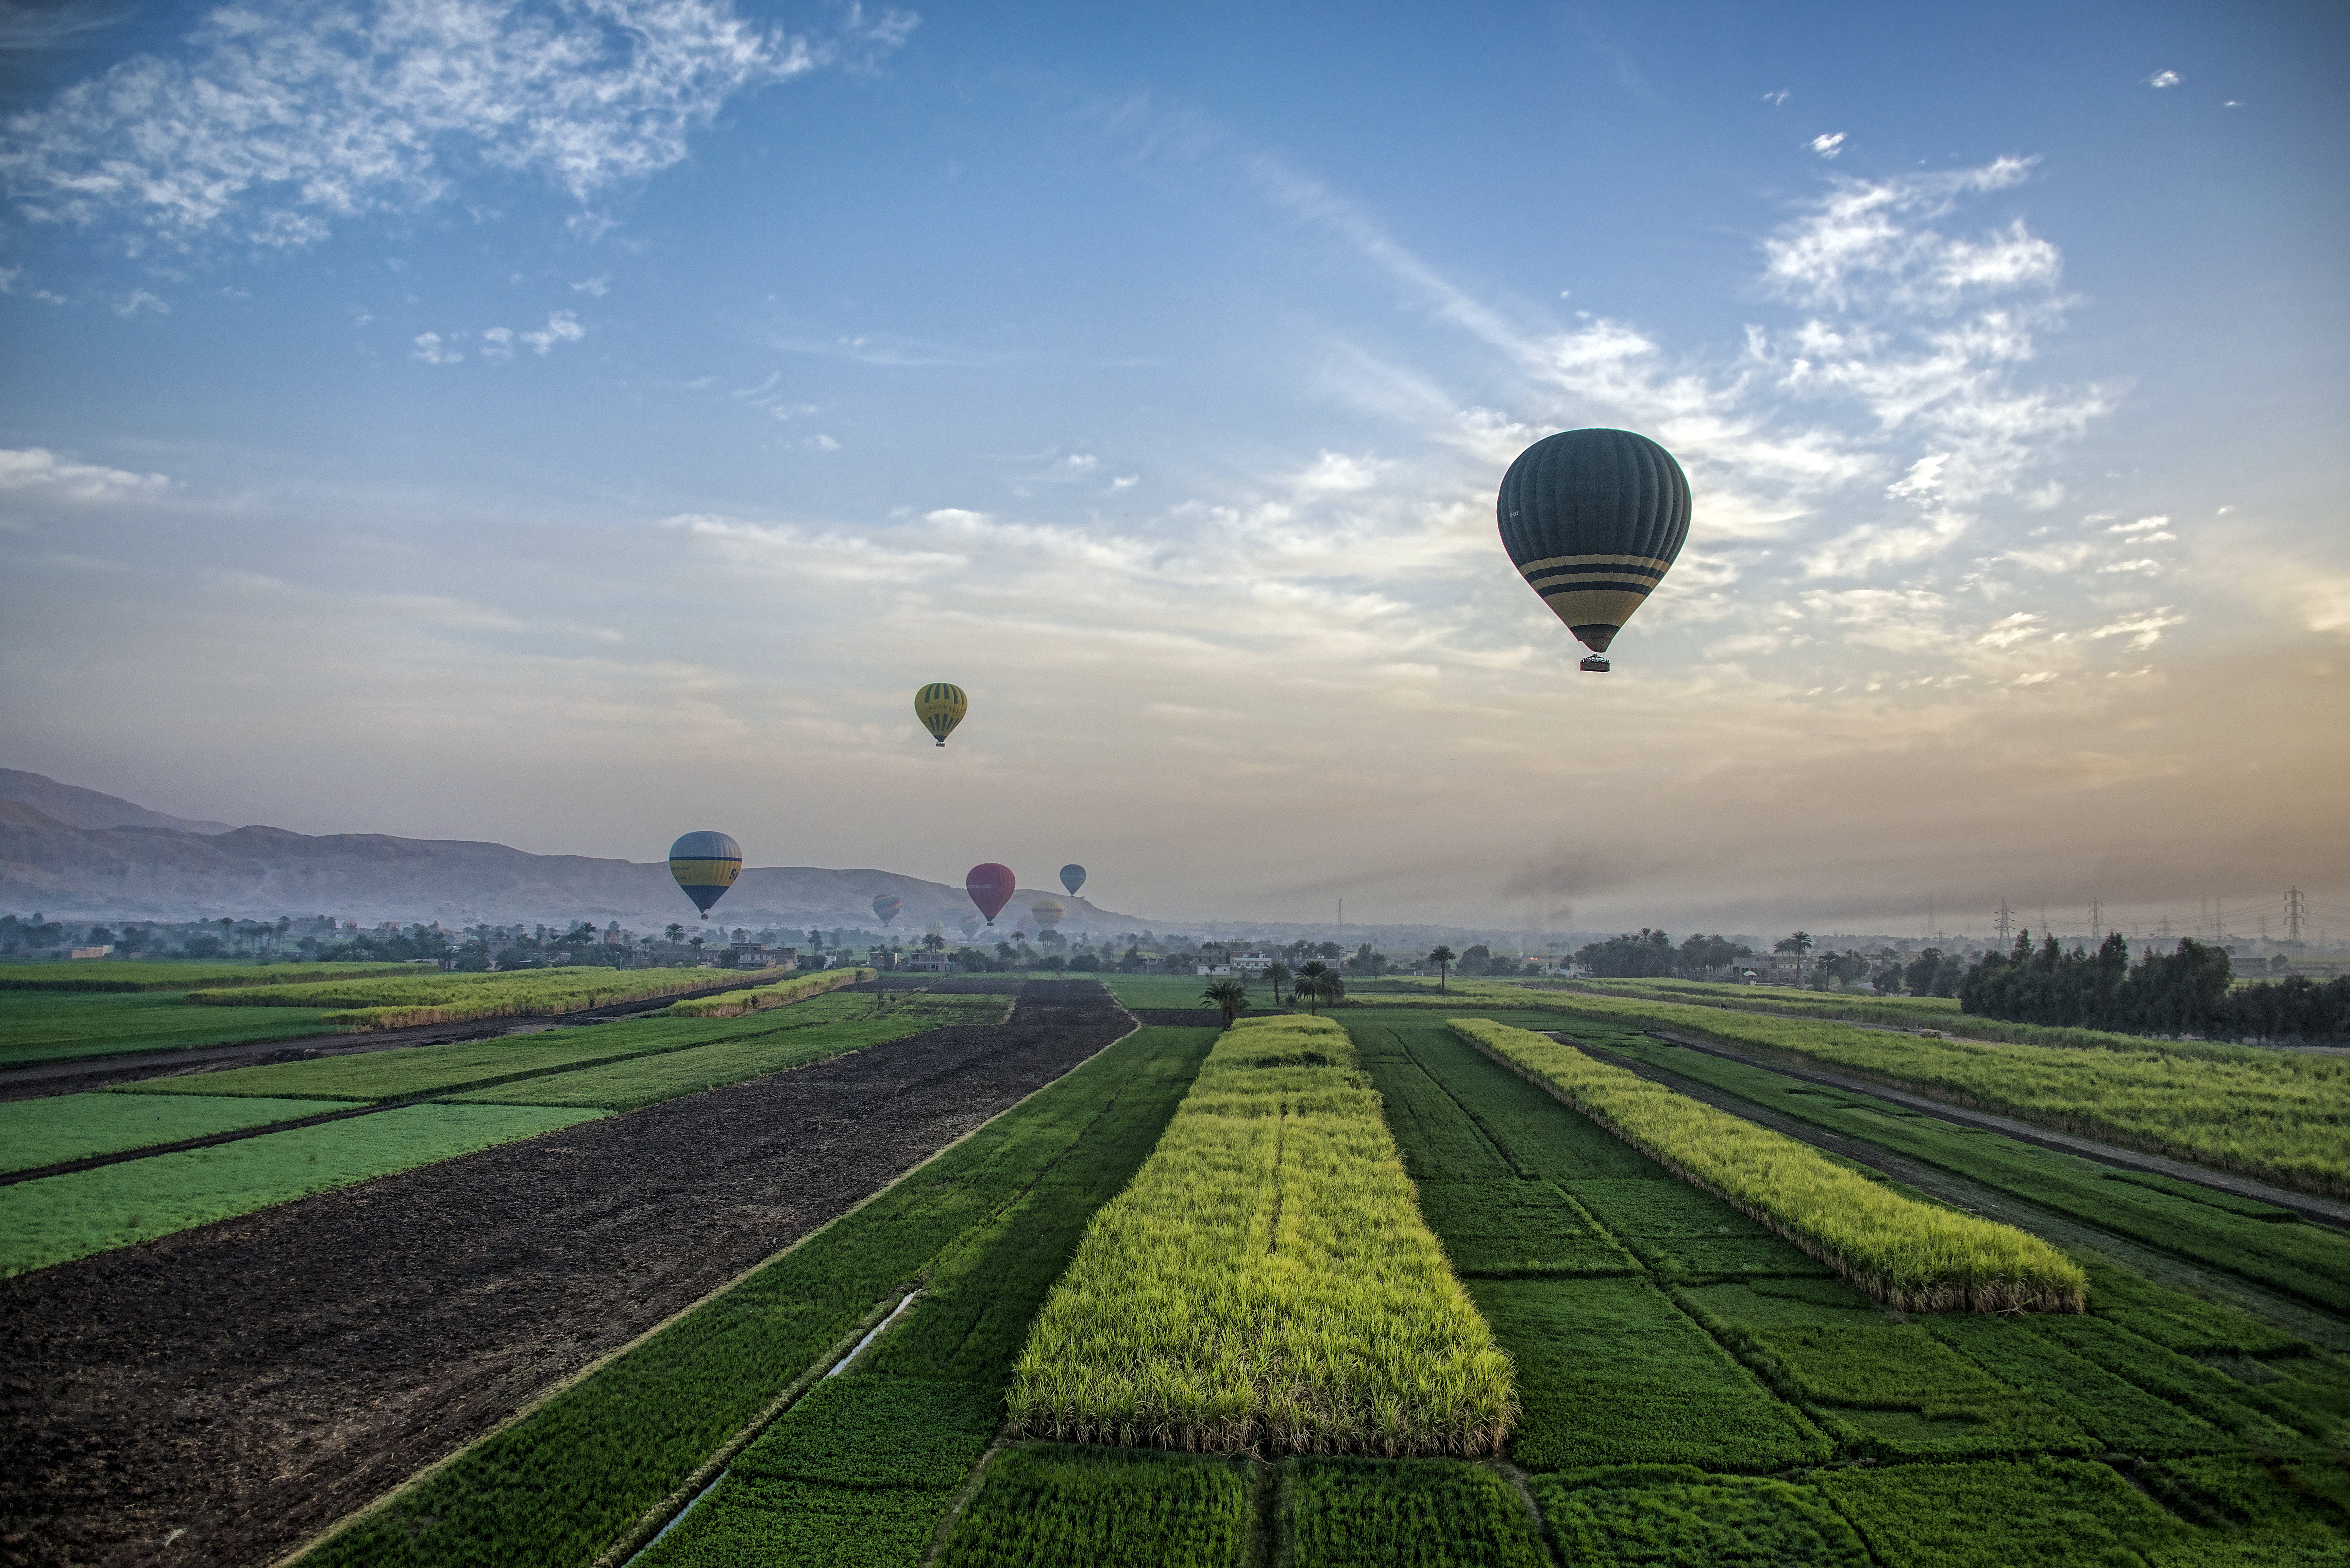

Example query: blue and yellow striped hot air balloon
[1497,428,1691,673]
[914,682,968,746]
[668,830,741,920]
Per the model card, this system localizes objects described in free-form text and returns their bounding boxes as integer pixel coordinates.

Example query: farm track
[1635,1027,2350,1231]
[0,978,1126,1568]
[0,970,821,1101]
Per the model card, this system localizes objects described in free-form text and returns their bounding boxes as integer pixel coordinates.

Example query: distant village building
[1230,951,1275,976]
[69,945,112,960]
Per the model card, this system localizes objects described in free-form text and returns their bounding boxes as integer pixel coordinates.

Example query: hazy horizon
[3,0,2343,942]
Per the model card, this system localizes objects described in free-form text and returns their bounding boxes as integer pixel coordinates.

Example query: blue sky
[2,0,2344,941]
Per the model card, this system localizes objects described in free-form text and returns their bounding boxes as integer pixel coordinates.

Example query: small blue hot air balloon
[668,831,741,920]
[1060,864,1087,896]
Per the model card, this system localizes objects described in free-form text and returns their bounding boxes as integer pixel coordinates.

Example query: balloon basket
[1580,655,1611,673]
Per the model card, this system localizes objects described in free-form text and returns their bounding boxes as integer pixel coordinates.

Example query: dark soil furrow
[0,979,1128,1568]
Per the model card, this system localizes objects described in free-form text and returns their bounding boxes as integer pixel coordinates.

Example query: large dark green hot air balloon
[668,831,742,920]
[1497,428,1690,672]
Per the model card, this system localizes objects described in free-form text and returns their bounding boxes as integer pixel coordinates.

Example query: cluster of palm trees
[1198,959,1346,1030]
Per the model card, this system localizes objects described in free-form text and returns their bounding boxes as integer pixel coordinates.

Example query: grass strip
[0,1092,334,1174]
[664,967,870,1016]
[292,1024,1198,1568]
[1488,988,2350,1200]
[0,961,418,993]
[1575,1025,2350,1318]
[1451,1018,2085,1312]
[0,990,342,1068]
[1811,1457,2193,1566]
[184,965,794,1029]
[0,1104,605,1276]
[1008,1014,1514,1456]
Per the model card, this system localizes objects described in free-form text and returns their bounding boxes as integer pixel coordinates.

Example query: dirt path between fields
[0,980,1123,1568]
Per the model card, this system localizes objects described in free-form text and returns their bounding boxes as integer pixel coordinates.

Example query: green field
[0,1103,605,1276]
[665,967,875,1016]
[0,959,420,992]
[1006,1014,1513,1457]
[0,1091,331,1174]
[1570,1021,2350,1318]
[298,1025,1220,1568]
[1451,1017,2085,1312]
[454,995,1005,1111]
[0,988,343,1067]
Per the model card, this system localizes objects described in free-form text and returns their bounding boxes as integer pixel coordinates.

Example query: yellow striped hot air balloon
[914,683,967,746]
[1030,896,1065,930]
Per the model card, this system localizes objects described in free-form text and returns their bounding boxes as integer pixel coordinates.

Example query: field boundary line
[919,1432,1012,1566]
[274,981,1143,1568]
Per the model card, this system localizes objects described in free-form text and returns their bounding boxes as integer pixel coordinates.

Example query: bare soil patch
[0,980,1127,1568]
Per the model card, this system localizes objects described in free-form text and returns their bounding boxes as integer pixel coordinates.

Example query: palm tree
[1294,961,1343,1016]
[1774,930,1815,985]
[1427,944,1457,993]
[1263,961,1293,1007]
[665,923,685,945]
[1200,978,1250,1030]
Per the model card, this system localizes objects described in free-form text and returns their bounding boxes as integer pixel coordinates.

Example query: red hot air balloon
[965,863,1017,926]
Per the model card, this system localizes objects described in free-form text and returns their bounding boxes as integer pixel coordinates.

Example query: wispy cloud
[0,0,916,253]
[0,445,168,499]
[1807,132,1846,158]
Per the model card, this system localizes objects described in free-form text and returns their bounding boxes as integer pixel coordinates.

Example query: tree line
[1960,932,2349,1042]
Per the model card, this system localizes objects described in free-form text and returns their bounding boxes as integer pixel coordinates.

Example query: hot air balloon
[914,683,968,746]
[958,913,984,940]
[965,863,1016,926]
[1497,428,1690,673]
[872,893,902,927]
[925,919,946,938]
[1030,896,1065,929]
[668,831,742,920]
[1060,864,1086,896]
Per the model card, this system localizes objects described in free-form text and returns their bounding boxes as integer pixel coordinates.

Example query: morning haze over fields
[3,5,2350,1568]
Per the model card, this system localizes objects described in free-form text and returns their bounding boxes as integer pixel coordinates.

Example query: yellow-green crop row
[1448,1018,2088,1314]
[1497,990,2350,1201]
[1006,1014,1515,1457]
[184,966,790,1030]
[665,968,874,1016]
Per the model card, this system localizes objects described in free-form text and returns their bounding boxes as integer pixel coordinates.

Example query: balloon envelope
[1497,428,1690,656]
[965,863,1016,924]
[1060,863,1086,895]
[914,683,968,746]
[1030,896,1065,929]
[667,831,742,918]
[958,913,984,938]
[872,893,902,926]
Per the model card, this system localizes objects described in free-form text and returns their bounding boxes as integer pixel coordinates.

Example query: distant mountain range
[0,771,1143,934]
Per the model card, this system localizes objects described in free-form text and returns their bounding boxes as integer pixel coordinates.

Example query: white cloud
[112,289,168,316]
[1807,132,1846,159]
[2088,608,2186,648]
[520,310,587,354]
[411,331,462,364]
[1762,90,1791,106]
[2097,558,2164,575]
[0,0,917,252]
[1976,611,2042,648]
[2148,70,2180,88]
[0,446,170,499]
[1111,475,1139,491]
[2107,515,2170,534]
[570,276,611,296]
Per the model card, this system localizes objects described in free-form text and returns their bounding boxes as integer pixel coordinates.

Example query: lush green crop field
[938,1446,1252,1568]
[1096,974,1245,1011]
[1341,1011,2350,1563]
[0,1091,329,1174]
[639,1025,1222,1567]
[0,960,419,992]
[0,989,341,1067]
[295,1025,1218,1568]
[1491,989,2350,1199]
[1452,1018,2085,1312]
[1007,1014,1513,1456]
[186,964,790,1029]
[455,995,1006,1112]
[0,1103,604,1276]
[1576,1024,2350,1318]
